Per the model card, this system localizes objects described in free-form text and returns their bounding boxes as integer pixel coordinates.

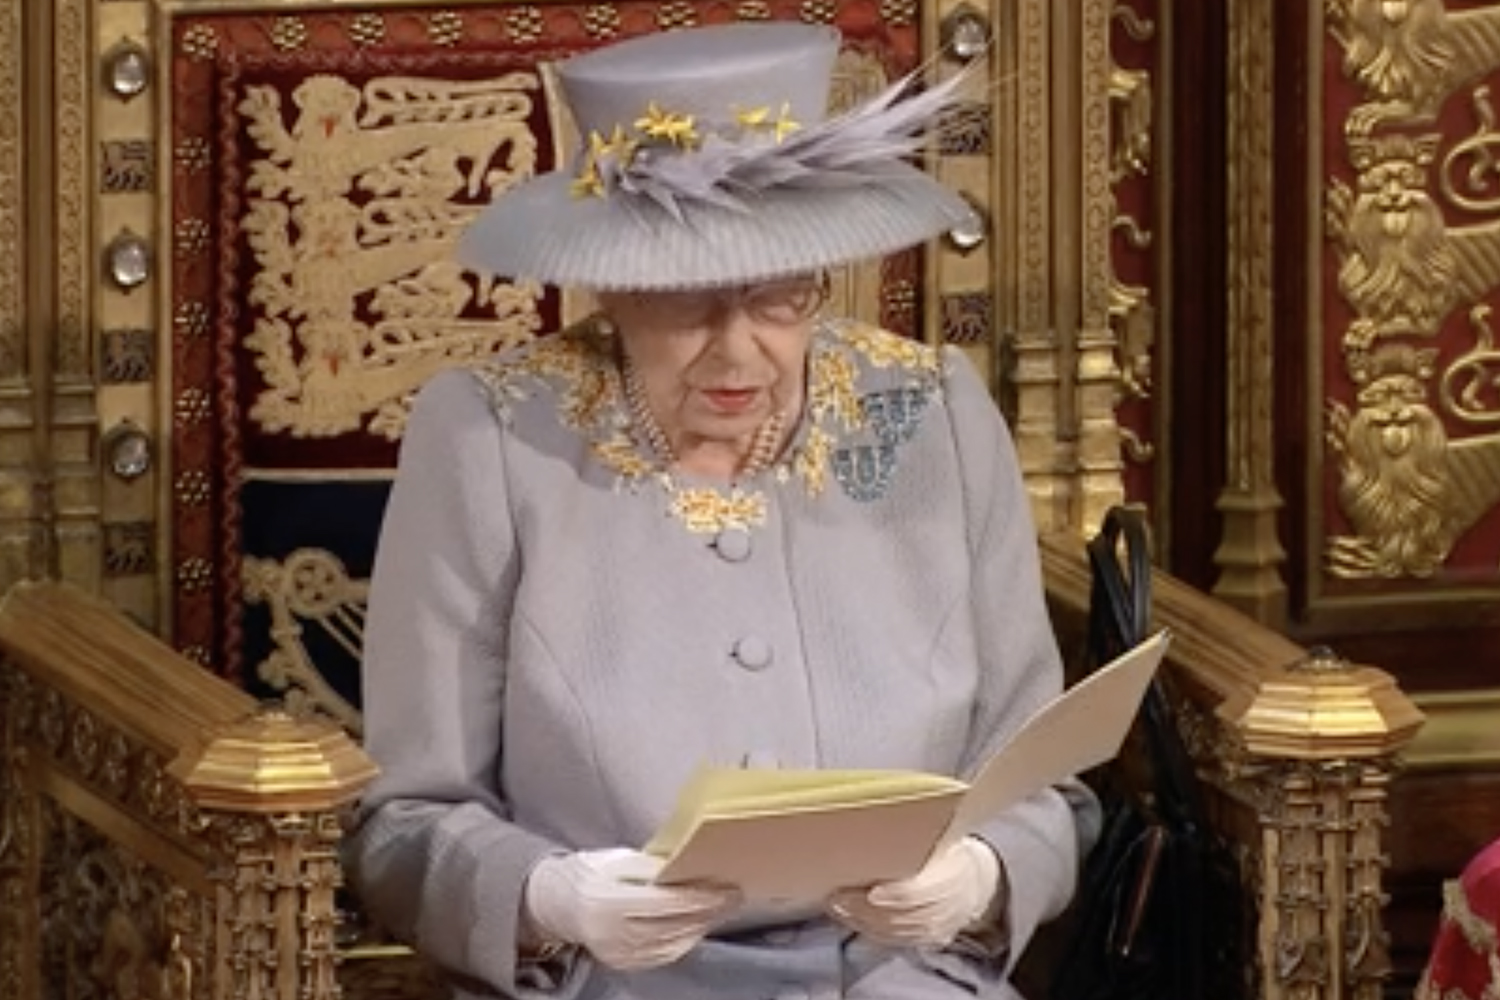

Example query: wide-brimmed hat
[457,22,975,291]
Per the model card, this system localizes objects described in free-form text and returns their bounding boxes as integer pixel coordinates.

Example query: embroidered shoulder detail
[464,317,942,528]
[468,319,621,432]
[820,320,942,503]
[835,321,942,376]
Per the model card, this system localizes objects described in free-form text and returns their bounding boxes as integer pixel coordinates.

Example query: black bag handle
[1084,507,1206,833]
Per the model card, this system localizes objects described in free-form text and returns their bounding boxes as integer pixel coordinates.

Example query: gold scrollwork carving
[1120,426,1155,462]
[238,73,546,440]
[1110,65,1152,183]
[1441,304,1500,425]
[1170,713,1400,1000]
[0,664,32,999]
[1263,761,1396,1000]
[242,550,367,735]
[1440,86,1500,213]
[1107,5,1156,434]
[204,811,346,1000]
[36,796,211,1000]
[1110,264,1154,401]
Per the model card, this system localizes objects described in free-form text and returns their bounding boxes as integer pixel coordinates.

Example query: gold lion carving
[1327,345,1454,577]
[1326,134,1459,345]
[1327,132,1500,351]
[1327,337,1500,579]
[1326,0,1500,135]
[239,73,545,440]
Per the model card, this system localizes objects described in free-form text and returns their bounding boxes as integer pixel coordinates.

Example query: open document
[644,630,1172,902]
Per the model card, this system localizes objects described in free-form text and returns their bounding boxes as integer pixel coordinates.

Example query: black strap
[1084,507,1205,833]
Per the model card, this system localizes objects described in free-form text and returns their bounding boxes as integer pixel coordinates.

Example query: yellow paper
[646,768,965,857]
[648,630,1171,902]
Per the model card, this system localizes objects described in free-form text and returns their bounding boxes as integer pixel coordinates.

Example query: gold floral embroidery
[841,323,940,374]
[592,434,653,480]
[809,349,861,430]
[562,365,612,429]
[470,318,939,533]
[669,485,768,533]
[797,426,833,497]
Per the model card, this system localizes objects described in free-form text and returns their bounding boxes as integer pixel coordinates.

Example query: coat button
[714,527,752,562]
[732,635,773,670]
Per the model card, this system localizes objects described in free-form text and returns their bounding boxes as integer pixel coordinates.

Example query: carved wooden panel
[1319,0,1500,618]
[1110,0,1163,511]
[0,662,217,1000]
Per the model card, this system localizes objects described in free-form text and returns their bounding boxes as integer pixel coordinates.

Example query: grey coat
[348,318,1099,1000]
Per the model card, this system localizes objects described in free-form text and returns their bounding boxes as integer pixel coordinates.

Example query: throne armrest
[1040,531,1425,1000]
[0,580,378,1000]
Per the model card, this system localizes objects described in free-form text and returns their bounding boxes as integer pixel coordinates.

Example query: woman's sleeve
[927,349,1103,983]
[345,369,575,997]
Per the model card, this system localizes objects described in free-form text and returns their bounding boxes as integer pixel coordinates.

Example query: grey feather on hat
[457,22,978,291]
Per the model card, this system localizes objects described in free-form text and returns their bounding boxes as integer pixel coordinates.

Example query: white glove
[826,837,1004,949]
[522,848,741,971]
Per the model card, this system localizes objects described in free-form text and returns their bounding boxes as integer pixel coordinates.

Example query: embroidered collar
[470,316,941,534]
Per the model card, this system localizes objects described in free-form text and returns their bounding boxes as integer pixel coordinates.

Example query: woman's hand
[522,848,741,971]
[826,837,1005,949]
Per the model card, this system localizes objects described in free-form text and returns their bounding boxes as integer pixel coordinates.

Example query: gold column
[1010,0,1070,532]
[1214,0,1288,625]
[172,707,378,1000]
[50,0,99,591]
[0,0,34,586]
[1075,0,1125,531]
[1218,651,1424,1000]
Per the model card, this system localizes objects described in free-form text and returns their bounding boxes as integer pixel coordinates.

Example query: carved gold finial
[168,703,377,813]
[1220,650,1425,759]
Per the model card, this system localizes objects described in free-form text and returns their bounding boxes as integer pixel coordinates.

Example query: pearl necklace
[620,356,787,480]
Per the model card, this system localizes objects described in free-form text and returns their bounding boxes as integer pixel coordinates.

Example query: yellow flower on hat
[594,124,637,160]
[735,102,801,142]
[570,163,605,199]
[634,102,699,147]
[570,126,641,199]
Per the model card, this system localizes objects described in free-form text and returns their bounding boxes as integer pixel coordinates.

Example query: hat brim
[457,165,972,291]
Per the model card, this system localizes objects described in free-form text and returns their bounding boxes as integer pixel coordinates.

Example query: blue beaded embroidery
[862,387,930,446]
[833,384,934,502]
[833,443,898,502]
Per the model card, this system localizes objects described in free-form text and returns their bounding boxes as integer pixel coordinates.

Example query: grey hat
[457,22,974,291]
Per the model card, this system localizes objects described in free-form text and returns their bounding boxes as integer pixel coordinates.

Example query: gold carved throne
[0,1,1423,999]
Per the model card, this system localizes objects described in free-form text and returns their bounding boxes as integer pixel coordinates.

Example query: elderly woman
[348,20,1097,1000]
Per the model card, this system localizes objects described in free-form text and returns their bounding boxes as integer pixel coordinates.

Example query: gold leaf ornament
[634,102,700,147]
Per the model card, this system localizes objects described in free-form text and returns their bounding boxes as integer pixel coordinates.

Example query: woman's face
[600,275,824,450]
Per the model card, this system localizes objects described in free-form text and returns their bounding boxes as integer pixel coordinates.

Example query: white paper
[937,629,1172,848]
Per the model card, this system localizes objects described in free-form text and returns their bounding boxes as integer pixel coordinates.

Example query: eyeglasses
[633,272,830,329]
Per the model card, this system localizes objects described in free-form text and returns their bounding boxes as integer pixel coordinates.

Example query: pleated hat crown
[458,22,974,291]
[560,22,838,151]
